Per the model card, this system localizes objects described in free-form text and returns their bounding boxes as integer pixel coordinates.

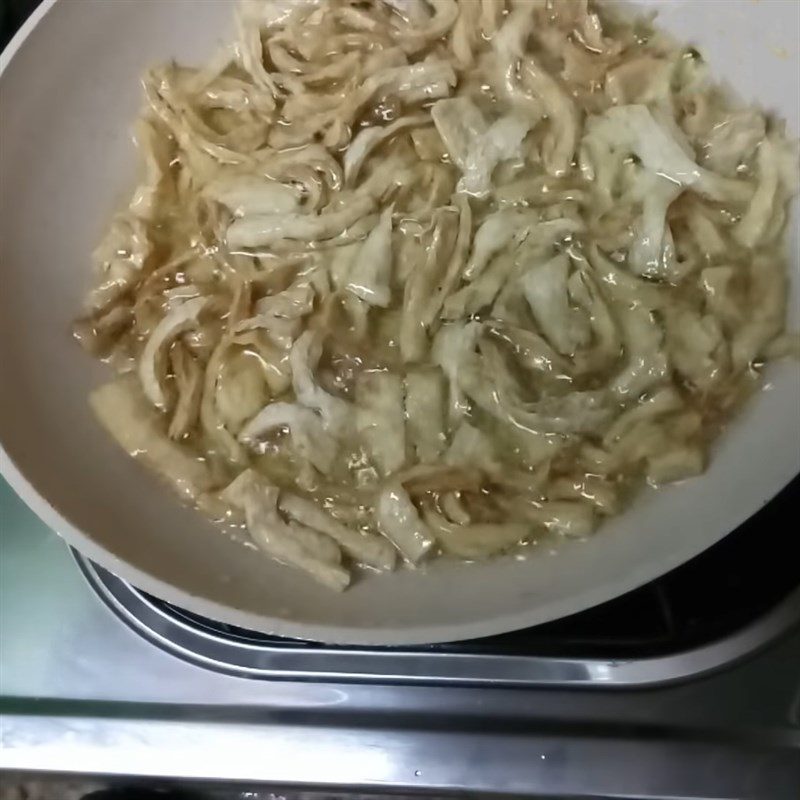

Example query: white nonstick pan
[1,0,798,644]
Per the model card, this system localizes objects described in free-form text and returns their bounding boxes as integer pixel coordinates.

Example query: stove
[2,474,799,799]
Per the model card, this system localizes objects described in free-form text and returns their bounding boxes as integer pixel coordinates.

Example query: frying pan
[1,0,798,644]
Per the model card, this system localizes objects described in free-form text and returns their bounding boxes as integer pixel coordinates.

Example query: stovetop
[2,475,800,798]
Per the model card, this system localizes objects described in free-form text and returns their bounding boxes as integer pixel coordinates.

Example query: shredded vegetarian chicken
[74,0,799,590]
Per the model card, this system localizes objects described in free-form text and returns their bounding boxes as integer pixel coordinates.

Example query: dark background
[1,0,39,50]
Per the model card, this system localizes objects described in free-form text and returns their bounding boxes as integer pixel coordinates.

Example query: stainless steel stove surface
[2,475,800,799]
